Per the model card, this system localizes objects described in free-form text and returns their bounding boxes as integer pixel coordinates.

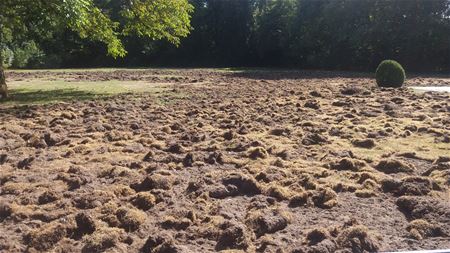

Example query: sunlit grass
[332,135,450,161]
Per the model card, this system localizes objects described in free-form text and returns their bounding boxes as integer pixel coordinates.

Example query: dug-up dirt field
[1,69,449,253]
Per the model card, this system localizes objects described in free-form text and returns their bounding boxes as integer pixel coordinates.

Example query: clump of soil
[352,138,376,148]
[336,225,381,252]
[375,159,415,174]
[216,222,251,251]
[25,223,67,251]
[382,176,436,196]
[82,227,125,253]
[407,219,444,240]
[222,174,262,196]
[311,187,338,209]
[245,209,290,237]
[116,207,146,231]
[248,147,269,159]
[329,158,365,171]
[131,192,156,210]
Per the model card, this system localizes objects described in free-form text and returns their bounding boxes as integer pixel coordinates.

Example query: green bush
[11,41,44,68]
[376,60,406,88]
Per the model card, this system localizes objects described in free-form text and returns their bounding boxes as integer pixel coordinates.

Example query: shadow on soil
[224,68,450,81]
[225,69,374,80]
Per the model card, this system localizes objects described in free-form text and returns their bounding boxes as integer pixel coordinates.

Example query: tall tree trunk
[0,52,7,99]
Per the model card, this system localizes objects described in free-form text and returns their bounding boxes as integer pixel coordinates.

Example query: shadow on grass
[1,88,105,105]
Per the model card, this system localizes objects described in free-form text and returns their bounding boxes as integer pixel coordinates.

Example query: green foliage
[253,0,297,65]
[121,0,193,46]
[65,0,126,58]
[10,41,43,68]
[1,47,13,67]
[0,0,193,60]
[2,0,449,71]
[376,60,405,88]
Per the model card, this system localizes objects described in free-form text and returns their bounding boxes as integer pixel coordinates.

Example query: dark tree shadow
[224,68,374,80]
[224,68,450,81]
[1,88,102,105]
[0,88,109,117]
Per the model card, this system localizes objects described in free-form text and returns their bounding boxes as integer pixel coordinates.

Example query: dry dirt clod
[355,189,377,198]
[142,233,180,253]
[304,100,320,109]
[246,209,290,237]
[248,147,269,159]
[306,228,331,246]
[311,188,338,209]
[75,212,97,237]
[288,193,309,208]
[0,154,7,164]
[143,150,155,161]
[182,153,194,167]
[352,138,376,149]
[223,130,235,140]
[382,176,434,196]
[116,207,146,232]
[25,223,67,251]
[0,202,13,221]
[329,158,364,171]
[265,185,293,201]
[17,156,34,169]
[302,133,329,145]
[270,128,291,136]
[166,143,184,154]
[161,216,192,230]
[131,192,156,210]
[395,196,450,222]
[222,174,262,196]
[310,90,323,97]
[82,227,124,253]
[375,159,415,174]
[407,219,444,240]
[341,86,363,95]
[131,174,174,191]
[434,156,450,164]
[216,223,251,251]
[38,190,60,204]
[123,143,145,153]
[336,225,380,253]
[206,151,224,164]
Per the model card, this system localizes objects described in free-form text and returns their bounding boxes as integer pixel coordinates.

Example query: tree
[0,0,193,99]
[252,0,297,66]
[158,0,254,66]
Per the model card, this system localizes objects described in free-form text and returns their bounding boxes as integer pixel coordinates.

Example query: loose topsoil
[1,69,449,252]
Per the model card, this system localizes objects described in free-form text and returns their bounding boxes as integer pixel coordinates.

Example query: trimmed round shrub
[376,60,405,88]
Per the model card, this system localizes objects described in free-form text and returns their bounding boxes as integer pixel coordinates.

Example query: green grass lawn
[1,79,172,106]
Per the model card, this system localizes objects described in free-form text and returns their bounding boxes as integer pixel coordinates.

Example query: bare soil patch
[1,69,449,252]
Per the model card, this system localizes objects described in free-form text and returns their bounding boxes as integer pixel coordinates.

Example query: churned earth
[0,69,449,253]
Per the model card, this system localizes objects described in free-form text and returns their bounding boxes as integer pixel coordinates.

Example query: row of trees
[156,0,450,72]
[2,0,450,72]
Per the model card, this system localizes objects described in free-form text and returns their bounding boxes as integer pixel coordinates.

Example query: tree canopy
[1,0,449,73]
[0,0,193,59]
